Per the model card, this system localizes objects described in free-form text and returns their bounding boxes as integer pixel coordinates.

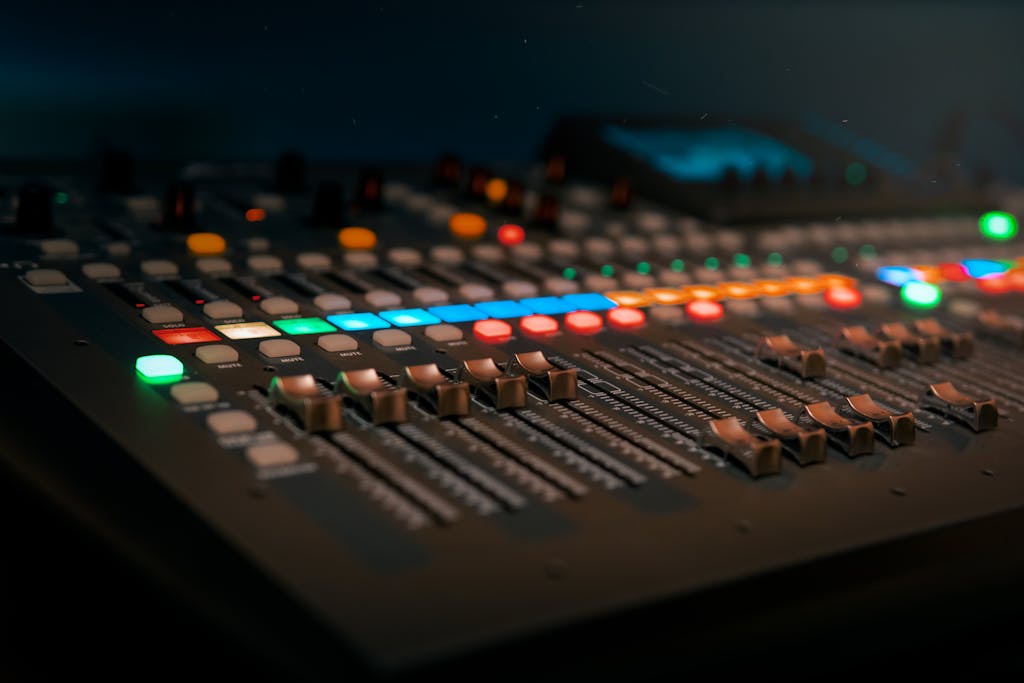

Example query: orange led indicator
[754,280,789,297]
[185,232,227,256]
[607,307,646,330]
[245,208,267,222]
[520,314,559,336]
[564,310,604,335]
[338,226,377,250]
[473,319,513,344]
[497,223,525,246]
[644,288,690,305]
[976,276,1012,295]
[484,178,509,204]
[685,299,724,322]
[449,212,487,240]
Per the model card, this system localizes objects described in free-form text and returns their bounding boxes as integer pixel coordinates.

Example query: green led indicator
[900,281,942,310]
[562,267,577,280]
[831,246,849,264]
[704,257,720,271]
[859,244,877,258]
[135,354,184,383]
[636,261,651,275]
[766,252,784,266]
[670,258,685,272]
[733,253,751,268]
[54,191,69,205]
[845,162,868,186]
[600,264,615,277]
[272,317,337,335]
[979,211,1018,241]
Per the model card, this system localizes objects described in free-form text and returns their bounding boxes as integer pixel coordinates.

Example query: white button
[195,344,239,364]
[365,289,402,308]
[141,259,179,277]
[106,241,132,257]
[387,247,422,268]
[548,239,580,260]
[725,300,760,317]
[195,257,233,275]
[636,211,669,233]
[650,306,685,324]
[559,209,590,234]
[317,334,358,352]
[206,410,258,435]
[543,277,579,295]
[948,297,981,318]
[502,280,538,298]
[658,271,690,286]
[795,294,827,310]
[170,381,219,405]
[583,237,615,261]
[343,251,378,270]
[296,252,332,270]
[693,267,724,283]
[259,339,301,358]
[716,230,744,251]
[259,296,299,315]
[247,254,284,272]
[82,262,121,280]
[373,329,412,347]
[203,300,243,320]
[142,304,184,324]
[39,238,79,257]
[24,269,68,286]
[510,242,543,263]
[619,236,648,258]
[246,441,299,467]
[583,275,618,292]
[862,284,893,306]
[245,237,270,252]
[760,297,795,315]
[313,293,352,312]
[251,193,285,211]
[621,272,656,289]
[429,245,464,266]
[652,234,681,253]
[471,244,504,263]
[424,324,463,342]
[458,283,494,301]
[413,287,449,305]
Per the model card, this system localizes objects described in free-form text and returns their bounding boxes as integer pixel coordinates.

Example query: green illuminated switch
[272,317,337,335]
[136,354,184,383]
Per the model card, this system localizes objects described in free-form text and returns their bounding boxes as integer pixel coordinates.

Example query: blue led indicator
[326,312,390,331]
[560,293,617,311]
[876,266,918,287]
[474,300,533,319]
[427,304,487,323]
[379,308,442,327]
[961,259,1009,279]
[519,296,574,315]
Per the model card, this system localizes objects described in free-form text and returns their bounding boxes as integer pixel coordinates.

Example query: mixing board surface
[3,123,1024,677]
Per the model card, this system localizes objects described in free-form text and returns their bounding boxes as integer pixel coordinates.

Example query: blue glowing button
[560,293,617,311]
[326,312,390,331]
[962,259,1009,279]
[520,296,574,315]
[379,308,442,327]
[876,266,918,287]
[474,300,533,319]
[428,304,487,323]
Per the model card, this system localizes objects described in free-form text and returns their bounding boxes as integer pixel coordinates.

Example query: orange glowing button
[473,319,513,344]
[607,307,646,330]
[520,314,559,336]
[644,288,690,305]
[605,290,651,307]
[720,282,758,299]
[976,276,1012,295]
[786,276,824,295]
[186,232,227,256]
[754,280,789,297]
[565,310,604,335]
[1008,269,1024,292]
[818,273,857,289]
[686,299,724,322]
[497,223,525,246]
[910,265,942,283]
[824,285,863,310]
[338,226,377,250]
[684,285,722,301]
[484,178,509,204]
[938,262,969,282]
[449,212,487,240]
[245,208,267,222]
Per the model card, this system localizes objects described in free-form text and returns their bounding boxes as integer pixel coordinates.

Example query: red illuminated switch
[153,327,221,345]
[565,311,604,335]
[520,314,559,336]
[473,319,513,344]
[607,307,646,330]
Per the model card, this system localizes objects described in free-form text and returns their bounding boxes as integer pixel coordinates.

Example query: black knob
[15,183,55,235]
[99,149,136,194]
[310,181,345,227]
[354,170,383,211]
[162,181,196,231]
[275,152,307,193]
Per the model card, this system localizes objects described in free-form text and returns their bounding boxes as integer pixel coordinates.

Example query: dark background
[2,0,1023,180]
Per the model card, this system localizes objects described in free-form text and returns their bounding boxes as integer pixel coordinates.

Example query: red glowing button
[497,223,525,246]
[607,306,646,330]
[938,262,969,282]
[565,310,604,335]
[245,207,267,222]
[520,314,559,336]
[976,276,1012,295]
[473,319,513,344]
[153,327,220,345]
[685,299,724,322]
[824,285,863,310]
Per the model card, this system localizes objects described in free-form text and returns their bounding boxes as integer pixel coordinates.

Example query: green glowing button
[845,162,868,186]
[859,244,877,258]
[831,246,849,263]
[136,354,184,382]
[979,211,1018,241]
[766,252,784,266]
[636,261,651,275]
[272,317,337,335]
[900,281,942,309]
[600,264,615,277]
[734,253,752,268]
[562,267,577,280]
[704,256,720,270]
[670,258,685,272]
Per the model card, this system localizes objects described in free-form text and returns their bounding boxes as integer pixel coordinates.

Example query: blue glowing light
[961,259,1010,279]
[876,266,919,287]
[379,308,441,327]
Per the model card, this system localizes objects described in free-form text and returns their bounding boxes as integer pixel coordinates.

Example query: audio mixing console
[3,119,1024,678]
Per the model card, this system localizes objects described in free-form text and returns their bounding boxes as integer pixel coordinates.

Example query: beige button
[39,238,79,257]
[372,329,412,347]
[412,287,449,305]
[365,289,402,308]
[246,441,299,467]
[25,269,68,286]
[457,283,494,301]
[82,262,121,279]
[141,259,179,277]
[170,381,219,405]
[206,409,258,435]
[317,334,358,352]
[203,300,243,320]
[259,339,301,358]
[142,304,184,324]
[195,257,233,275]
[296,252,332,270]
[195,344,239,364]
[313,293,352,311]
[247,254,284,272]
[259,296,299,315]
[424,324,463,342]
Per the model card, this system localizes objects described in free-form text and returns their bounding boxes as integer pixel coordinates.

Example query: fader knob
[15,183,55,235]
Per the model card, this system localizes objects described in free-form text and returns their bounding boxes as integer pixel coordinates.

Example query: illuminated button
[244,208,266,222]
[497,223,525,246]
[195,257,233,275]
[247,254,284,273]
[644,288,689,305]
[141,259,178,277]
[684,285,721,301]
[520,296,573,315]
[338,226,377,250]
[458,283,494,301]
[473,319,513,344]
[142,304,184,324]
[607,307,646,330]
[543,277,579,295]
[387,247,423,268]
[246,441,299,468]
[428,304,486,323]
[203,300,244,320]
[824,285,863,310]
[170,381,219,405]
[24,269,68,286]
[379,308,441,327]
[475,300,532,318]
[135,354,184,381]
[686,300,725,322]
[272,317,336,335]
[206,409,258,435]
[318,333,358,352]
[326,312,390,331]
[424,324,463,342]
[40,238,79,257]
[565,311,604,335]
[449,212,487,240]
[195,344,239,364]
[186,232,226,256]
[412,286,449,305]
[485,178,509,204]
[313,293,352,312]
[259,296,299,316]
[561,293,616,311]
[502,280,539,298]
[82,262,121,280]
[605,290,651,307]
[215,321,281,340]
[259,339,301,358]
[296,252,332,271]
[429,245,464,266]
[365,289,403,308]
[373,328,413,347]
[520,315,559,336]
[152,327,220,345]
